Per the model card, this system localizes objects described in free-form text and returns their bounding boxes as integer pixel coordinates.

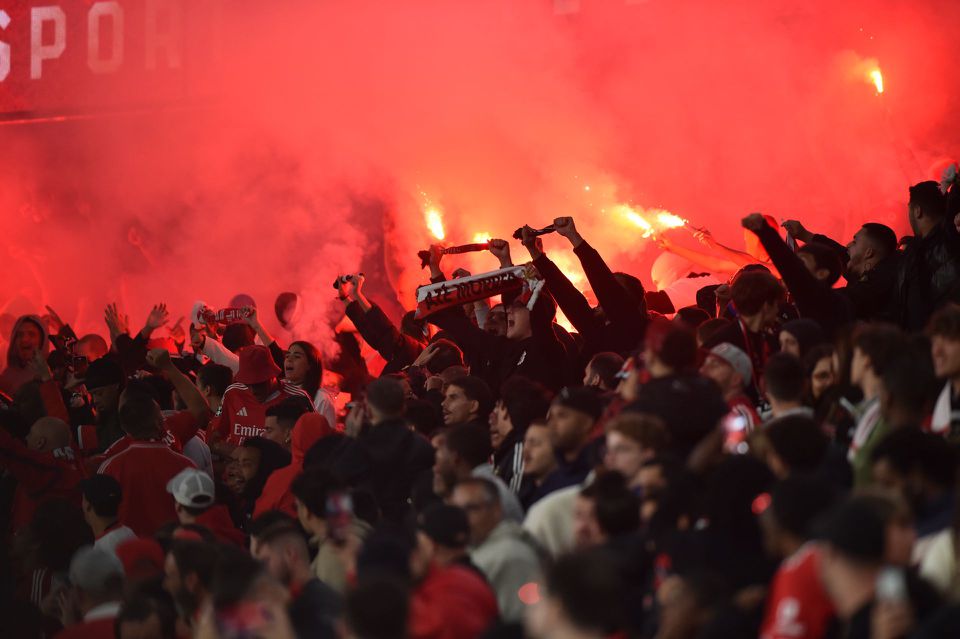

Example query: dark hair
[240,437,292,503]
[209,546,270,612]
[731,271,784,316]
[197,363,233,396]
[803,344,835,376]
[580,472,641,538]
[499,376,552,436]
[367,377,406,418]
[289,341,323,399]
[248,511,298,539]
[763,353,807,403]
[586,353,625,390]
[345,576,410,639]
[222,323,256,353]
[168,541,219,590]
[880,336,937,427]
[445,424,493,469]
[909,181,946,221]
[765,415,829,473]
[697,318,731,345]
[404,399,442,439]
[424,339,464,375]
[871,428,958,489]
[613,272,647,315]
[606,413,669,452]
[860,223,898,260]
[119,391,163,440]
[265,395,313,431]
[797,243,843,286]
[768,474,837,540]
[400,311,427,345]
[543,549,626,635]
[453,476,500,505]
[674,306,711,329]
[115,594,176,639]
[290,467,345,519]
[447,376,494,421]
[852,324,906,376]
[928,303,960,340]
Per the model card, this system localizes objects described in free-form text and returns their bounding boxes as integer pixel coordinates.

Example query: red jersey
[409,564,499,639]
[760,544,835,639]
[0,427,84,530]
[101,411,202,458]
[98,441,196,537]
[210,381,314,445]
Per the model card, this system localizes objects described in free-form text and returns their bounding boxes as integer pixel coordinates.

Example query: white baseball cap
[166,468,215,508]
[708,342,754,387]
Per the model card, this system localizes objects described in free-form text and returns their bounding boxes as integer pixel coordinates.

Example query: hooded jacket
[357,417,435,524]
[0,315,48,397]
[253,413,334,518]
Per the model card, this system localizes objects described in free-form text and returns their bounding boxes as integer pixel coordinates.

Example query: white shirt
[85,600,122,621]
[94,525,137,559]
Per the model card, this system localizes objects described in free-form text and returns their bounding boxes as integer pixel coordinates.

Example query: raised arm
[146,348,211,431]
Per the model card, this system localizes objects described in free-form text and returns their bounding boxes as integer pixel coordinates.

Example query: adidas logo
[237,407,248,417]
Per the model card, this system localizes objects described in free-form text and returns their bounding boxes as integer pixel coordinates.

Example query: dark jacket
[753,224,854,338]
[429,291,573,392]
[289,578,341,639]
[532,437,602,503]
[357,418,435,524]
[532,240,647,357]
[895,223,960,330]
[811,233,901,322]
[346,301,425,374]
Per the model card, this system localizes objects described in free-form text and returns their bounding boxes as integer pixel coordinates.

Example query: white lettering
[233,424,264,438]
[87,1,124,74]
[0,11,10,82]
[30,6,66,79]
[145,0,182,70]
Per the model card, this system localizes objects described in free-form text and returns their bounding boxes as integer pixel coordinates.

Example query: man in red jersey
[98,390,196,536]
[209,345,313,452]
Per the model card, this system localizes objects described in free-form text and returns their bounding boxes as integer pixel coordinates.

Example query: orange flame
[425,208,445,240]
[656,212,687,228]
[869,68,883,94]
[472,232,491,244]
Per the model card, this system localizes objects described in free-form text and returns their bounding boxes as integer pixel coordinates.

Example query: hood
[7,314,48,369]
[291,413,334,465]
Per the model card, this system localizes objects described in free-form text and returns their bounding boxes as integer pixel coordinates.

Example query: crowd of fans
[1,176,960,639]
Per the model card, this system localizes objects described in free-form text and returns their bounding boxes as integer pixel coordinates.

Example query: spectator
[166,468,245,546]
[870,428,958,564]
[897,181,960,330]
[642,320,698,379]
[250,520,342,639]
[573,472,641,548]
[534,386,603,502]
[262,395,314,449]
[162,541,218,636]
[196,362,232,416]
[416,503,482,575]
[762,415,830,480]
[490,376,552,494]
[929,304,960,440]
[700,342,761,438]
[779,319,826,359]
[55,547,124,639]
[848,325,906,486]
[253,412,334,518]
[283,340,338,427]
[433,423,523,522]
[344,577,410,639]
[0,314,47,398]
[291,467,371,594]
[0,415,84,531]
[764,353,812,420]
[803,344,836,404]
[97,392,196,536]
[441,375,493,428]
[583,352,626,391]
[79,475,136,559]
[84,356,126,451]
[228,436,291,524]
[758,475,838,639]
[451,477,541,623]
[878,337,938,431]
[602,413,668,492]
[518,419,557,510]
[209,344,315,450]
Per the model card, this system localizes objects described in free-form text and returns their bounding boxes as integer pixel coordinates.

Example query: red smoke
[0,0,957,349]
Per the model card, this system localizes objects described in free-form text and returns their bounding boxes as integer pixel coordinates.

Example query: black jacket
[532,240,647,357]
[346,301,425,374]
[289,578,341,639]
[753,224,854,338]
[357,418,435,524]
[894,223,960,330]
[810,234,900,322]
[429,291,573,392]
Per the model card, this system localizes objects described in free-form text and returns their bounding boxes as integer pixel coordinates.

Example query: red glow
[518,582,540,606]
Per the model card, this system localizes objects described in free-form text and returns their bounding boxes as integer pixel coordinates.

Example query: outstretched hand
[44,305,66,335]
[145,303,170,331]
[487,239,513,266]
[104,303,130,341]
[553,216,584,247]
[781,219,812,242]
[520,226,544,259]
[741,213,768,233]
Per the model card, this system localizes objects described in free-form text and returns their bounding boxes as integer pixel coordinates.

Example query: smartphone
[876,567,908,603]
[325,492,354,545]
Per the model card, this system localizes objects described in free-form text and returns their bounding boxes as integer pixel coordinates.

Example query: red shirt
[98,441,196,537]
[210,381,314,445]
[760,544,835,639]
[409,564,499,639]
[0,428,85,530]
[101,411,202,458]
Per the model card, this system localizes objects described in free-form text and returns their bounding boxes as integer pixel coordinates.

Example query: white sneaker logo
[237,407,248,417]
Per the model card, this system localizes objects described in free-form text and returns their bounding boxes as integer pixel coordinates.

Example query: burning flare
[869,68,884,94]
[425,208,446,240]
